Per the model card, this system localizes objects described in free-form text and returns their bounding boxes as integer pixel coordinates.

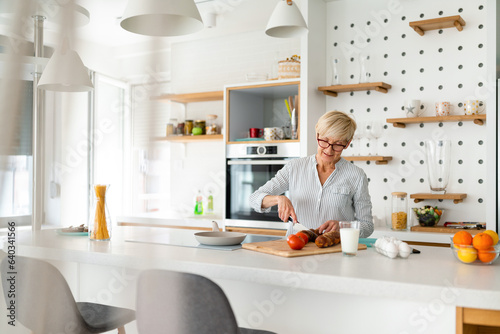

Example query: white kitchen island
[1,226,499,334]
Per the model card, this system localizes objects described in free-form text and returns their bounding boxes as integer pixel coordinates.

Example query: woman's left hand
[318,220,339,234]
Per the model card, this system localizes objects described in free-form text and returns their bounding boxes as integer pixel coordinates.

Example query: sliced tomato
[296,231,309,244]
[287,234,305,250]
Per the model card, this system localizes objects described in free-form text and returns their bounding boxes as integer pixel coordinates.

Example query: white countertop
[118,215,457,243]
[4,226,500,311]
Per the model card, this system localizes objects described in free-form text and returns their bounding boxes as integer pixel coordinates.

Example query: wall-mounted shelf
[152,91,223,103]
[410,193,467,204]
[317,82,392,97]
[386,115,486,128]
[344,156,393,165]
[409,15,466,36]
[155,134,223,143]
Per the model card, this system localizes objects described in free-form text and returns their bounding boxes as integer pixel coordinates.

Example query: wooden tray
[242,239,367,258]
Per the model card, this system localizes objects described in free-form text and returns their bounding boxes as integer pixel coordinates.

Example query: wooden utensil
[242,239,367,258]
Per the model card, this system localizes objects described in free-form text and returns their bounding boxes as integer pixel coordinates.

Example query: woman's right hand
[277,196,297,223]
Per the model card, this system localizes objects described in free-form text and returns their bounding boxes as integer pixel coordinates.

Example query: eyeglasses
[316,135,348,152]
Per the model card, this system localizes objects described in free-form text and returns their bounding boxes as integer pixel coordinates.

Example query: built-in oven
[225,142,300,222]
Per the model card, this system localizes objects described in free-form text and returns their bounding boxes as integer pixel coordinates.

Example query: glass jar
[185,120,194,135]
[206,114,218,135]
[391,192,408,230]
[89,184,111,241]
[194,120,206,135]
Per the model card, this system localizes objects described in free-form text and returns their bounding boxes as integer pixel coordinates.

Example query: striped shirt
[249,155,374,238]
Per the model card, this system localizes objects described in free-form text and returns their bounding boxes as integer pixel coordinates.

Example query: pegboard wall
[326,0,489,227]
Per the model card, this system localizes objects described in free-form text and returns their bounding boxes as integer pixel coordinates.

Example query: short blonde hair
[315,110,357,142]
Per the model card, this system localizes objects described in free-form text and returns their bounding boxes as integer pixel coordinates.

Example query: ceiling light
[120,0,204,37]
[38,39,93,92]
[265,0,308,38]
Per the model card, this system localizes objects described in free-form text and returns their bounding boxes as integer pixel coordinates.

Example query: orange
[477,247,496,263]
[453,231,473,246]
[472,233,494,251]
[484,230,499,246]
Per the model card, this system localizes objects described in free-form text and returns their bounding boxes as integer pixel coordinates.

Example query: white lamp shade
[265,0,308,38]
[38,47,93,92]
[120,0,204,36]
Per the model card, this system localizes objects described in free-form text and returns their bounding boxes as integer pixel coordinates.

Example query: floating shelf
[155,134,223,143]
[152,91,223,103]
[317,82,392,97]
[386,114,486,128]
[409,15,466,36]
[344,156,393,165]
[410,193,467,204]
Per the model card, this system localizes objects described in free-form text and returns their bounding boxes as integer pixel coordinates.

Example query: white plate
[194,231,247,246]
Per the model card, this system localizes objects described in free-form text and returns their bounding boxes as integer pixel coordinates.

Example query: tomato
[296,232,309,244]
[287,234,305,250]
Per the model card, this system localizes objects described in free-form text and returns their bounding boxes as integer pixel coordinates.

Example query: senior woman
[249,110,373,238]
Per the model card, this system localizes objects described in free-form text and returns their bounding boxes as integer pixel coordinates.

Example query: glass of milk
[339,221,360,256]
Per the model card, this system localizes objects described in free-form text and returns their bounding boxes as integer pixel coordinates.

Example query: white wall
[325,0,491,227]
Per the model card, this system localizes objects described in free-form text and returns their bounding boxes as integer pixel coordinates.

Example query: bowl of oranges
[451,230,500,265]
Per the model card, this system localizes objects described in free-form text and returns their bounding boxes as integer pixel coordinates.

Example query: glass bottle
[390,192,408,230]
[89,184,111,241]
[330,57,341,85]
[194,190,203,215]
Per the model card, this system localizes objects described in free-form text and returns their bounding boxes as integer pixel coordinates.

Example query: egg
[398,242,412,258]
[384,242,399,259]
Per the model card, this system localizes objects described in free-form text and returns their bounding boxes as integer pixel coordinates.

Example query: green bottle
[207,191,214,214]
[194,190,203,215]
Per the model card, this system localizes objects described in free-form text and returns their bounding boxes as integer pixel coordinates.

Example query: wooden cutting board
[242,239,367,258]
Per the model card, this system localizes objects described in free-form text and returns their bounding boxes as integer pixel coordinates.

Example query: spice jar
[185,120,194,135]
[194,120,206,134]
[206,114,218,135]
[391,192,408,230]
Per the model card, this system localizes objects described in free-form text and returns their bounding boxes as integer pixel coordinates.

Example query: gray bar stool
[0,255,135,333]
[136,269,277,334]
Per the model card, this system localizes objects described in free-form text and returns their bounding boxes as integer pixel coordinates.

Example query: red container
[249,128,263,138]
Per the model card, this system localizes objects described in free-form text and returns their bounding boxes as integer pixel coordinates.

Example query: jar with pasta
[391,192,408,230]
[89,184,112,241]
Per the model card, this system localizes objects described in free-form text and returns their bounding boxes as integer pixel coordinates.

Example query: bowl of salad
[412,206,444,227]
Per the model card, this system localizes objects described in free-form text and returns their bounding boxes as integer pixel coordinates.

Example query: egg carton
[374,236,412,259]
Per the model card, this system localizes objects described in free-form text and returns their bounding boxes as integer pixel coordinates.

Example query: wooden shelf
[343,156,392,165]
[386,114,486,128]
[152,91,223,103]
[317,82,392,97]
[410,193,467,204]
[410,226,484,234]
[155,134,223,143]
[409,15,466,36]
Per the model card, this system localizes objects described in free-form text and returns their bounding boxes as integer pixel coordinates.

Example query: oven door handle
[227,160,289,165]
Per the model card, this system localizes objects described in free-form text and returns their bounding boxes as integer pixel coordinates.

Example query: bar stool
[136,269,277,334]
[0,255,135,333]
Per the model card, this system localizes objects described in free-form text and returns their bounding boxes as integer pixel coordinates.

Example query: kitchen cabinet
[225,80,300,144]
[317,82,392,97]
[386,115,486,128]
[409,15,466,36]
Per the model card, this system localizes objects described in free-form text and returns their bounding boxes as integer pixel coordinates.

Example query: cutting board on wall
[242,239,367,258]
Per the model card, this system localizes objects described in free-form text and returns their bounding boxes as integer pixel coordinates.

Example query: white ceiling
[73,0,277,48]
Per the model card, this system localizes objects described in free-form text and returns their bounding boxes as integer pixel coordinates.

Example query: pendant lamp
[120,0,204,37]
[265,0,308,38]
[38,38,93,92]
